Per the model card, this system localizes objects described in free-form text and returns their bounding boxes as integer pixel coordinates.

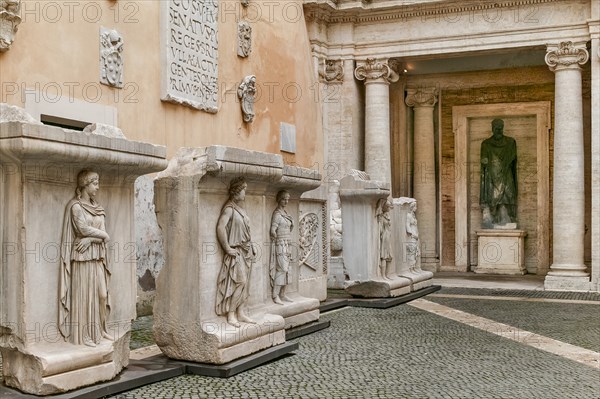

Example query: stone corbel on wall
[0,0,21,52]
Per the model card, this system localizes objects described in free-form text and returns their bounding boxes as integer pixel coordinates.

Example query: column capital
[545,41,589,72]
[354,58,399,84]
[405,87,438,108]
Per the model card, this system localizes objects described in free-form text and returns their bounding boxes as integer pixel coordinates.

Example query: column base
[544,275,591,292]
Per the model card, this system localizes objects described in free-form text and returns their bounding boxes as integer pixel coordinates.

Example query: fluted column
[355,58,399,184]
[405,88,438,269]
[544,41,590,290]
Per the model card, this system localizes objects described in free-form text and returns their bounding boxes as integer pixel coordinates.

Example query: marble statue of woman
[216,177,257,327]
[406,201,421,273]
[376,198,393,280]
[269,190,294,305]
[59,170,112,347]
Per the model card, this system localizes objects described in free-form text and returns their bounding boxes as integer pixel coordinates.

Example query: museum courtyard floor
[1,274,598,398]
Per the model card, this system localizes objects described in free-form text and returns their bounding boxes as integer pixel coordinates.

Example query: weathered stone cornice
[545,41,589,71]
[304,0,558,24]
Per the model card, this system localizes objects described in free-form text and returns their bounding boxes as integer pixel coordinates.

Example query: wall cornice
[305,0,561,24]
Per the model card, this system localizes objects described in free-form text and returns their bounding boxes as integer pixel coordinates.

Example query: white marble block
[339,173,411,297]
[153,146,321,364]
[0,117,167,395]
[474,230,527,275]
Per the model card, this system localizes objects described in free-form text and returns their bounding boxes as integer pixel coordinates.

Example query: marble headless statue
[480,118,518,228]
[59,170,113,347]
[216,177,258,327]
[270,190,294,305]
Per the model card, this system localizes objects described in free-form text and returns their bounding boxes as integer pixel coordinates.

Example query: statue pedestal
[0,120,167,395]
[474,229,527,275]
[153,146,322,364]
[339,173,412,298]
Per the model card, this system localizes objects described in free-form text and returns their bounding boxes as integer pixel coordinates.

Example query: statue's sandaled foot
[227,314,241,328]
[273,296,284,305]
[83,338,96,348]
[237,313,257,324]
[280,294,293,303]
[102,332,114,341]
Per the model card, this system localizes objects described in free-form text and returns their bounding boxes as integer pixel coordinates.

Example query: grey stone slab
[319,298,349,312]
[0,358,184,399]
[347,285,441,309]
[285,320,331,340]
[179,342,299,378]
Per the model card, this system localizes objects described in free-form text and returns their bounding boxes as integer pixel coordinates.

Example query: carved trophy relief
[238,75,257,123]
[299,212,319,271]
[59,170,113,347]
[237,21,252,58]
[269,190,294,305]
[0,0,21,51]
[100,27,124,88]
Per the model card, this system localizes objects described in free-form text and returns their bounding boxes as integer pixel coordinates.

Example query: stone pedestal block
[474,230,527,275]
[339,173,411,297]
[153,146,321,364]
[390,198,434,291]
[0,119,167,395]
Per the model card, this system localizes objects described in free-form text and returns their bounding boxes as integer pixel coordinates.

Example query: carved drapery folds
[354,58,399,84]
[319,59,344,83]
[238,75,257,123]
[545,41,589,71]
[237,21,252,58]
[0,0,21,52]
[100,27,124,88]
[405,87,438,108]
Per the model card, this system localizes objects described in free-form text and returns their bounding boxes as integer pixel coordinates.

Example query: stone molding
[405,88,438,108]
[305,0,557,24]
[545,41,590,72]
[354,58,399,84]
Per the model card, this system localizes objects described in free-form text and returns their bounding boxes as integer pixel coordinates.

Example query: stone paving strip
[408,298,600,369]
[429,293,600,305]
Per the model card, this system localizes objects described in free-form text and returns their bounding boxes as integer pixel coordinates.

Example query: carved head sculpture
[491,118,504,138]
[75,170,100,200]
[229,177,247,201]
[276,190,290,208]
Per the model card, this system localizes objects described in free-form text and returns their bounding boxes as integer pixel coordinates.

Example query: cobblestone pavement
[110,292,600,399]
[428,294,600,352]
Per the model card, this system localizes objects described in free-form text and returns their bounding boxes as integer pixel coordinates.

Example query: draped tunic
[59,199,111,345]
[269,208,293,288]
[215,201,253,316]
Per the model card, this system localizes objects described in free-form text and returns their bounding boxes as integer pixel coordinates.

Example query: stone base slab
[344,276,412,298]
[264,295,320,329]
[399,270,434,291]
[544,275,591,292]
[347,285,442,309]
[475,229,527,275]
[1,336,129,396]
[154,313,286,365]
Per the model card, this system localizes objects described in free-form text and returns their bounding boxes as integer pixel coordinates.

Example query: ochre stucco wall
[0,0,323,168]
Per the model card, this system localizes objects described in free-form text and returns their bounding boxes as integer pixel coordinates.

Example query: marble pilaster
[405,88,438,271]
[590,19,600,292]
[544,41,590,290]
[355,58,399,184]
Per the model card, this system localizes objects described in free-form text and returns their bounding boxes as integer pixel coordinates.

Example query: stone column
[355,58,399,184]
[405,88,438,270]
[544,41,590,290]
[589,19,600,292]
